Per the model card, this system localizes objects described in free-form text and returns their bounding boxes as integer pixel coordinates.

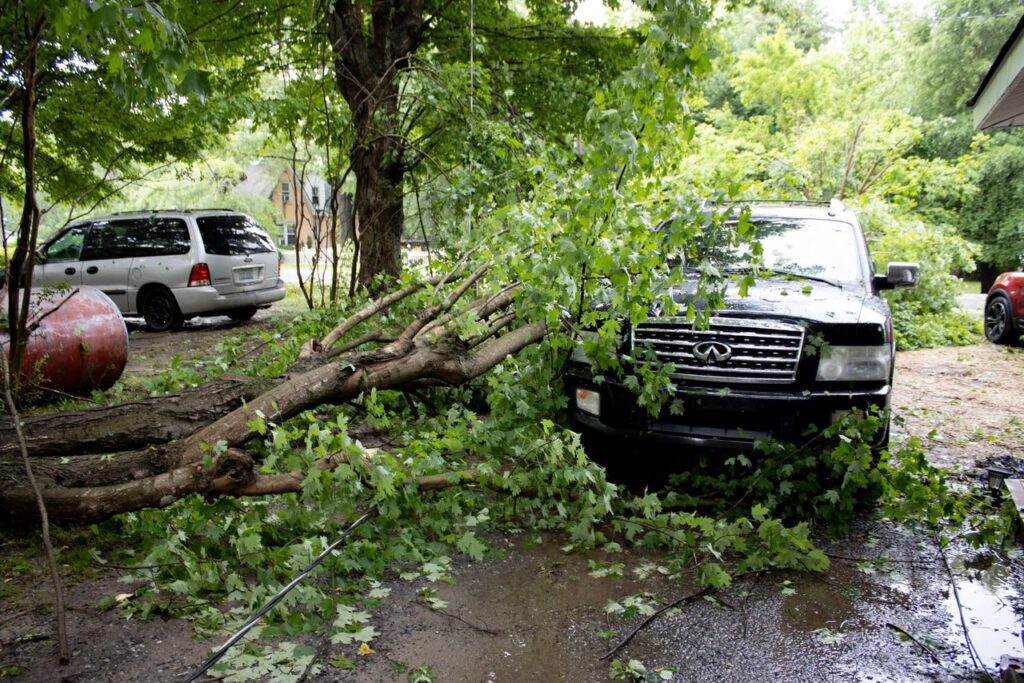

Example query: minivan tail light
[188,263,211,287]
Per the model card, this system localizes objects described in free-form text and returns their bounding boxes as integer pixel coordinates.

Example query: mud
[0,573,207,683]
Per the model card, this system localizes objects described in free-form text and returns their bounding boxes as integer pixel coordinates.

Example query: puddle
[946,553,1023,672]
[327,522,1000,682]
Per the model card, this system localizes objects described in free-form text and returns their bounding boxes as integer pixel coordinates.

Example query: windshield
[675,217,864,285]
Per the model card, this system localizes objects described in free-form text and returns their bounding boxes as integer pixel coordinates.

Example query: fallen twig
[885,622,944,666]
[416,600,499,636]
[0,632,50,649]
[601,585,714,660]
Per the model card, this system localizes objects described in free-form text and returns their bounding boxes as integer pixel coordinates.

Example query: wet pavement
[328,520,1024,682]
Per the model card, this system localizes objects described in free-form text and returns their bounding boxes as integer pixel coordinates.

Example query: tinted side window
[44,224,89,262]
[196,215,274,255]
[134,218,191,257]
[81,220,139,260]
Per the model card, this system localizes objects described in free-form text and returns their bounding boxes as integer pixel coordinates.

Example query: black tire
[985,295,1016,344]
[226,306,258,322]
[142,288,183,332]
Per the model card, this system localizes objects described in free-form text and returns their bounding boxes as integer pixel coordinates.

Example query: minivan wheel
[142,288,183,332]
[226,306,258,322]
[985,295,1016,344]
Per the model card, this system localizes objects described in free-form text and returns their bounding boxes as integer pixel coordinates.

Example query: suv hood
[664,278,884,326]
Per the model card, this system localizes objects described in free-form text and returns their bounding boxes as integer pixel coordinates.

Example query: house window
[311,185,320,207]
[281,182,291,203]
[280,223,296,246]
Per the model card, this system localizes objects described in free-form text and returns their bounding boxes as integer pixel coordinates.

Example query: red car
[986,269,1024,344]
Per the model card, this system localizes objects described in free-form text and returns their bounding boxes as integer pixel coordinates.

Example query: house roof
[966,11,1024,130]
[237,161,336,212]
[237,162,277,199]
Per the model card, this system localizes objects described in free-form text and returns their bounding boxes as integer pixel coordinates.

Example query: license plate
[235,267,260,283]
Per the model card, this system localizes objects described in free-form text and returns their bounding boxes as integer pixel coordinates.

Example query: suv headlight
[816,345,891,382]
[571,331,599,363]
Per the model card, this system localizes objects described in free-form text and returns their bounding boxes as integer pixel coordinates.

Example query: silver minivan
[33,210,286,331]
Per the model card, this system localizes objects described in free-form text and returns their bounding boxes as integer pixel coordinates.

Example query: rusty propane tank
[2,287,128,395]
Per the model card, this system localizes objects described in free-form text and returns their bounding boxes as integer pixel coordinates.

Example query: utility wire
[184,507,376,683]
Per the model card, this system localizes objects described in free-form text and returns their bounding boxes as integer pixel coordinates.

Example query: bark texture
[0,377,268,457]
[0,273,547,522]
[326,0,429,288]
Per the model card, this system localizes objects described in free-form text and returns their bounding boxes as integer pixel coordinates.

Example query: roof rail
[104,208,240,216]
[106,209,167,216]
[722,199,831,206]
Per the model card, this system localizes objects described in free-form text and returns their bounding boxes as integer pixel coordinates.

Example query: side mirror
[873,262,919,290]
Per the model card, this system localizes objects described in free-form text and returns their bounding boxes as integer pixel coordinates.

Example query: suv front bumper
[565,370,890,450]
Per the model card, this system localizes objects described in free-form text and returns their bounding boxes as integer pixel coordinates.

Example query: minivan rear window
[196,215,275,255]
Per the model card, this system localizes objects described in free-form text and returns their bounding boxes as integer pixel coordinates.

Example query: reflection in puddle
[947,556,1022,671]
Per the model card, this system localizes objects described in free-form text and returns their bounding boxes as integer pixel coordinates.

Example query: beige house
[238,161,352,248]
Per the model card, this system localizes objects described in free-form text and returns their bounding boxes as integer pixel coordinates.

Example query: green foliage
[960,135,1024,270]
[903,0,1020,120]
[210,634,320,682]
[610,657,675,681]
[890,305,982,351]
[0,0,267,217]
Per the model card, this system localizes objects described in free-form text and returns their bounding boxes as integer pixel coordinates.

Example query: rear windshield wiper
[724,266,842,289]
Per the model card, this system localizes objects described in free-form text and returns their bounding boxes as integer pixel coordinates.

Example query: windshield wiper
[724,266,842,289]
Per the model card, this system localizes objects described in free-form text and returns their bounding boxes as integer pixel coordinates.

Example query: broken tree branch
[399,262,491,341]
[311,272,445,354]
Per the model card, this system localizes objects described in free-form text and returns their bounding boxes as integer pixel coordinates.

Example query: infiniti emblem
[692,341,733,364]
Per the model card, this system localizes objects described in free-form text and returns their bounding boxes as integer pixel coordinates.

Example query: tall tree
[320,0,641,289]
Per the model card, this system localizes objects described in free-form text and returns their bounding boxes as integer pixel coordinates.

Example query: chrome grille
[631,317,805,384]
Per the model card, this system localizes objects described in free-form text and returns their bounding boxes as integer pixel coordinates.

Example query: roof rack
[105,208,240,216]
[721,199,830,206]
[106,209,168,216]
[706,198,849,215]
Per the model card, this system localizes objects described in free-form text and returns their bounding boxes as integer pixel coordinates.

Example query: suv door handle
[65,267,76,275]
[86,266,98,274]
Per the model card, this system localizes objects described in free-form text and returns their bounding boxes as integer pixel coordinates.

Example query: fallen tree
[0,267,547,521]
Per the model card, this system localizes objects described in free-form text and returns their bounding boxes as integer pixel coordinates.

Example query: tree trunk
[0,377,269,458]
[352,133,405,288]
[326,0,427,289]
[5,17,44,398]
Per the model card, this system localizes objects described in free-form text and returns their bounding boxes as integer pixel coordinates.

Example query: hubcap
[986,301,1007,339]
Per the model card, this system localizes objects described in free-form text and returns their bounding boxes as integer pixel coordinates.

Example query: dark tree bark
[5,15,45,397]
[326,0,429,289]
[0,377,269,458]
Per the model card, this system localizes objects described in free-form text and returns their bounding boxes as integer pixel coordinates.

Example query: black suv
[565,201,918,451]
